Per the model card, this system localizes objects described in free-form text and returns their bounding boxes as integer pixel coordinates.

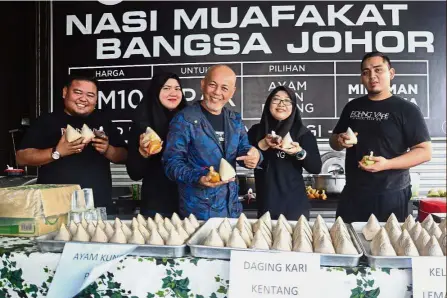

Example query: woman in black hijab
[247,86,322,219]
[126,72,187,217]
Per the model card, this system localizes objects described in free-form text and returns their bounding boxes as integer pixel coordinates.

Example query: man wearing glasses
[330,52,432,222]
[16,75,128,212]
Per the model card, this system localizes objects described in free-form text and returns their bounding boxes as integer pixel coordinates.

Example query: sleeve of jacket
[125,122,148,181]
[235,116,264,168]
[163,113,207,185]
[298,131,322,174]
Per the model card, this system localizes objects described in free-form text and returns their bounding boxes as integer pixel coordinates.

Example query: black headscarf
[255,86,309,142]
[133,72,187,140]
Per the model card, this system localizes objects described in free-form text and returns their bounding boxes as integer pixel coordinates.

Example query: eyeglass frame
[271,97,293,106]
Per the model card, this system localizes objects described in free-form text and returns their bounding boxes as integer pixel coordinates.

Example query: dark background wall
[0,2,50,175]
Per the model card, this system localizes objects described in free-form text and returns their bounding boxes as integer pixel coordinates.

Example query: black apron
[336,185,412,223]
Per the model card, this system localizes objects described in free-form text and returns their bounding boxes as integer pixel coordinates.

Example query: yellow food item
[320,190,327,200]
[207,166,221,183]
[143,127,162,154]
[362,151,376,166]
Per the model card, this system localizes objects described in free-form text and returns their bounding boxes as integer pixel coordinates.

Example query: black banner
[52,1,447,141]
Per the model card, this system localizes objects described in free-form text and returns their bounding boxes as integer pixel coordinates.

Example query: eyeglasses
[272,98,293,106]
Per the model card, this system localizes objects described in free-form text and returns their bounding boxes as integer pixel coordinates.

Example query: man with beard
[16,76,128,212]
[330,52,432,222]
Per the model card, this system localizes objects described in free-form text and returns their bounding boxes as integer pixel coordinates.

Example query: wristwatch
[51,147,61,160]
[295,149,307,160]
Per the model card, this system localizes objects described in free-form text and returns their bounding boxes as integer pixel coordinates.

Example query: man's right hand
[336,132,358,149]
[198,175,234,188]
[56,129,86,157]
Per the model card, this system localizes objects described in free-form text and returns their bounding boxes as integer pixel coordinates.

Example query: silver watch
[51,147,61,160]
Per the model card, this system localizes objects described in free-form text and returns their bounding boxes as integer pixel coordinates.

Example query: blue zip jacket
[163,102,262,220]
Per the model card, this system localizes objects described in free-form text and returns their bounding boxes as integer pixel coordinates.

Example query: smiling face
[63,80,98,117]
[269,90,293,121]
[200,65,236,115]
[159,78,183,110]
[361,56,395,96]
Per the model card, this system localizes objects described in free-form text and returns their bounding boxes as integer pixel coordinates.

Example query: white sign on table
[412,257,446,298]
[228,250,321,298]
[47,242,137,298]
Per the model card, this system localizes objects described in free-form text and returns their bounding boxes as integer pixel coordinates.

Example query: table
[0,236,413,298]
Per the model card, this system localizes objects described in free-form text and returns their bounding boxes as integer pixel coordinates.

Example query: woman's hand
[281,142,303,155]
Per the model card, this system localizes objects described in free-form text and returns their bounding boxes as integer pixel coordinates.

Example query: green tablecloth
[0,237,413,298]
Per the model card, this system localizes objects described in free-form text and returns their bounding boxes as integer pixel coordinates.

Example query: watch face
[52,151,60,160]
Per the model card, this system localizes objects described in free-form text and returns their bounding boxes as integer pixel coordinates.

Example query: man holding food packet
[330,52,432,223]
[163,65,263,220]
[16,75,128,211]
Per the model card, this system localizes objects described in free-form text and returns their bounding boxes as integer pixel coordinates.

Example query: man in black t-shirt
[330,52,432,222]
[16,76,128,211]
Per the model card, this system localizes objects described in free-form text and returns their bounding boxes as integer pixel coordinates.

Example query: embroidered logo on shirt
[350,111,389,121]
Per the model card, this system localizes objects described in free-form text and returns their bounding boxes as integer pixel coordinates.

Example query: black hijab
[133,72,187,140]
[255,86,309,142]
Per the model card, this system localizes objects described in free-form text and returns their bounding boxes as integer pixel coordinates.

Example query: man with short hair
[17,76,128,211]
[330,51,432,222]
[163,65,262,220]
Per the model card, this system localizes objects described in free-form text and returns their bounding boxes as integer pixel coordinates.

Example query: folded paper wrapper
[65,124,82,142]
[143,127,162,154]
[344,127,357,145]
[0,184,81,237]
[219,158,236,181]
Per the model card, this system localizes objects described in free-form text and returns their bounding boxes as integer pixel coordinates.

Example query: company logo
[350,110,389,122]
[98,0,123,5]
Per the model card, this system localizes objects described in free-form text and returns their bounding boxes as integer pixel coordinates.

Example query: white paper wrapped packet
[137,214,147,227]
[147,229,164,245]
[81,124,95,143]
[175,224,190,242]
[54,224,71,241]
[121,223,133,240]
[183,218,196,235]
[166,229,184,246]
[203,229,225,247]
[109,227,127,244]
[218,222,231,245]
[91,226,108,243]
[228,228,247,249]
[138,225,151,241]
[259,211,273,231]
[362,214,381,241]
[68,221,78,236]
[344,127,357,145]
[65,124,82,142]
[313,234,335,254]
[401,215,416,232]
[421,214,434,231]
[421,236,443,256]
[251,230,270,250]
[164,218,175,232]
[87,222,97,238]
[154,213,164,224]
[189,214,200,229]
[219,158,236,181]
[72,224,90,242]
[104,222,115,239]
[171,212,182,226]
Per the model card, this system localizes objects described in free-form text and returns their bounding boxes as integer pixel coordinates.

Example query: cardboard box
[0,184,80,237]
